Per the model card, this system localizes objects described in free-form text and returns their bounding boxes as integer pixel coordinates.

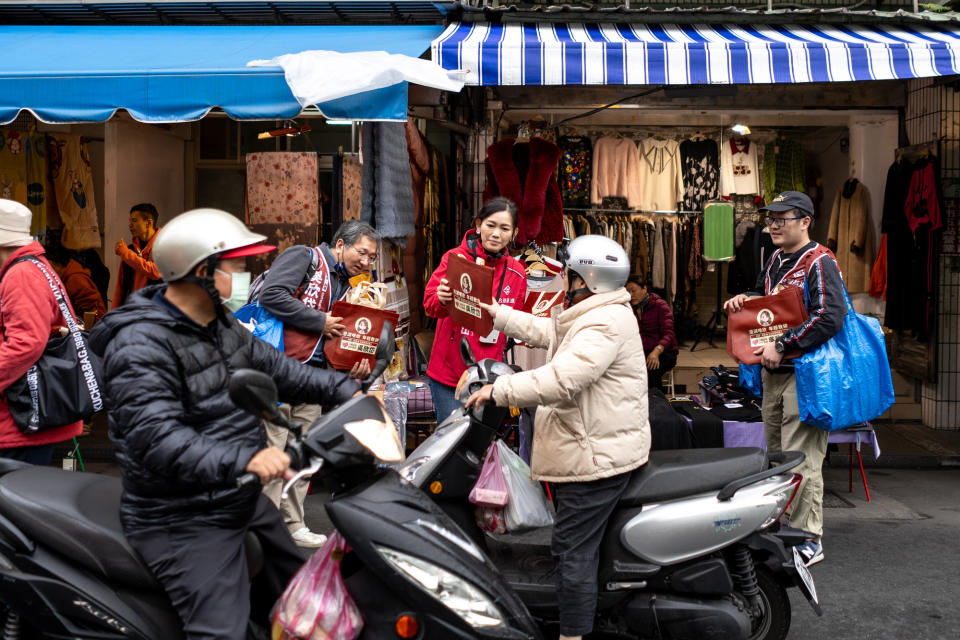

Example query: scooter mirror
[361,321,396,393]
[229,369,282,422]
[460,337,476,367]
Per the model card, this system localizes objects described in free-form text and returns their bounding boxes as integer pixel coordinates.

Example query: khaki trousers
[761,369,829,539]
[262,403,323,534]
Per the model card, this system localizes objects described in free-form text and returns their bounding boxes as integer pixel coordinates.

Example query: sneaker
[797,540,824,567]
[291,527,328,548]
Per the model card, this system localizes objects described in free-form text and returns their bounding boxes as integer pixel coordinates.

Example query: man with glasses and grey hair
[257,219,381,547]
[724,191,845,568]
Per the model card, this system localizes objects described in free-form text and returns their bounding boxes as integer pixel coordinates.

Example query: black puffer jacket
[89,285,359,532]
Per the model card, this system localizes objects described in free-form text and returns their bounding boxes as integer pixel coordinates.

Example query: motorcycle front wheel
[746,567,791,640]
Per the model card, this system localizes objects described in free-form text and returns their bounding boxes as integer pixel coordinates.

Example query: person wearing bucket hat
[88,208,362,640]
[0,199,84,463]
[723,190,847,568]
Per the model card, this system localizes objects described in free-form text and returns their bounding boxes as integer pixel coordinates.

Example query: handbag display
[726,288,807,364]
[446,255,494,336]
[2,256,104,433]
[795,281,895,431]
[322,301,399,371]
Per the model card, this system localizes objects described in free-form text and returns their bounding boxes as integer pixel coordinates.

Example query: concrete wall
[103,121,188,305]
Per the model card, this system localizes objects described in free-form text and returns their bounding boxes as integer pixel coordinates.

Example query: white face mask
[216,269,251,312]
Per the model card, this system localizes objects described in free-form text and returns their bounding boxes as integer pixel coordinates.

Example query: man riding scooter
[89,209,362,640]
[465,234,650,640]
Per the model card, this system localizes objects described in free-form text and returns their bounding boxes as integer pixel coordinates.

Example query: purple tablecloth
[719,421,881,459]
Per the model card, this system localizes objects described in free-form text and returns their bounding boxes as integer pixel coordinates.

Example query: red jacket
[61,259,107,319]
[634,292,678,354]
[424,232,527,387]
[0,242,83,448]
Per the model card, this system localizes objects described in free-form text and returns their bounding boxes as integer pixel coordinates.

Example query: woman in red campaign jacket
[424,197,527,421]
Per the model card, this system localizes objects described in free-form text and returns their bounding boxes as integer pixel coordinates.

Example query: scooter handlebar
[236,472,260,489]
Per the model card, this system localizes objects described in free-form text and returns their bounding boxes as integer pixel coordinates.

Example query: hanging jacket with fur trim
[483,138,564,245]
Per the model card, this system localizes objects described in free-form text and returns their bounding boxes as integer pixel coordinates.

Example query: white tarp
[248,49,464,108]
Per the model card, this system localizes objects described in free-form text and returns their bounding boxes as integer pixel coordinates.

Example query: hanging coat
[483,137,564,245]
[827,180,875,294]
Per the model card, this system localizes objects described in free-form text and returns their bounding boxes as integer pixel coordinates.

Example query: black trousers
[126,495,305,640]
[551,471,634,637]
[0,443,54,465]
[647,349,678,392]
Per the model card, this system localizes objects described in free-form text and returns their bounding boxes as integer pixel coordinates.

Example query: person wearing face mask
[254,219,382,547]
[89,209,362,640]
[464,235,650,640]
[423,197,528,422]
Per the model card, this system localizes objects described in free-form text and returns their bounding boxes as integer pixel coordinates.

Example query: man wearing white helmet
[89,209,361,640]
[466,234,650,640]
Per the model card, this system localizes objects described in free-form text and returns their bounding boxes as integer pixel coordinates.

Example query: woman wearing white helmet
[89,208,362,640]
[466,234,650,640]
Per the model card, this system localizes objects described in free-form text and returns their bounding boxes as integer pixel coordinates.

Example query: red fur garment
[483,137,564,245]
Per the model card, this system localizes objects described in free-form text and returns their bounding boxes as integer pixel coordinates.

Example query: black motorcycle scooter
[0,324,541,639]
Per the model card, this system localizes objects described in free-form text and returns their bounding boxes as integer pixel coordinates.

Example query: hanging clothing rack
[565,206,702,217]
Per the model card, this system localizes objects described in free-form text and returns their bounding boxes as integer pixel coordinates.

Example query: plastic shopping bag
[234,302,285,352]
[497,440,555,532]
[271,531,363,640]
[795,281,895,431]
[473,505,507,535]
[469,442,509,508]
[738,363,764,398]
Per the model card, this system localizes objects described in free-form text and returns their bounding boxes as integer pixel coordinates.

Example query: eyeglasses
[350,245,379,264]
[764,216,806,229]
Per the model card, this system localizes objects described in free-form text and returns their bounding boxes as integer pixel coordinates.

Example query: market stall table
[688,390,880,501]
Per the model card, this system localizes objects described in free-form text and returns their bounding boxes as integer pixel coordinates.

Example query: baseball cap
[759,191,814,217]
[0,199,32,247]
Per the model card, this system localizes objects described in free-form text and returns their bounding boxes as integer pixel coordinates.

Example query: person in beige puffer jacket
[466,235,650,640]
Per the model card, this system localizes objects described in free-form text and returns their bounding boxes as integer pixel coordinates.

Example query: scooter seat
[618,447,766,506]
[0,466,160,590]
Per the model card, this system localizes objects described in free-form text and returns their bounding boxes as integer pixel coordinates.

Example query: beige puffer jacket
[491,288,650,483]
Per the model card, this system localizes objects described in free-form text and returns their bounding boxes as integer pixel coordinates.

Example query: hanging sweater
[720,138,760,196]
[638,138,685,211]
[591,136,642,209]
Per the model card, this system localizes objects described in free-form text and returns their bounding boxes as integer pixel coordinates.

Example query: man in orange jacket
[113,203,162,308]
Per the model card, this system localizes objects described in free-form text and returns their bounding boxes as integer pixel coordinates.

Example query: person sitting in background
[45,243,106,321]
[625,278,678,393]
[113,203,162,308]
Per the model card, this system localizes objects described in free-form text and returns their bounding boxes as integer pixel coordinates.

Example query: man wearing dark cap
[724,191,845,568]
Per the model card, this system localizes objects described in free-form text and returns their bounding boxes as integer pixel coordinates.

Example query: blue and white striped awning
[432,22,960,86]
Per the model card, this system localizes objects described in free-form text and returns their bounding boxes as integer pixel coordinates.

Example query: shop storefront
[0,19,474,368]
[430,15,960,429]
[1,3,959,429]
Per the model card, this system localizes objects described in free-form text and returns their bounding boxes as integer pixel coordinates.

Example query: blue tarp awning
[433,21,960,86]
[0,25,445,124]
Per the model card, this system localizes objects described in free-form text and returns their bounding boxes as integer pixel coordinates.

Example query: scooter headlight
[376,546,505,628]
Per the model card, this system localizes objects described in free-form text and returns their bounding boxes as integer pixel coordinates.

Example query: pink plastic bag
[271,531,363,640]
[469,442,509,508]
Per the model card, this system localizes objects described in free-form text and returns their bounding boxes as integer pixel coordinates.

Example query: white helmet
[563,235,630,293]
[152,208,270,282]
